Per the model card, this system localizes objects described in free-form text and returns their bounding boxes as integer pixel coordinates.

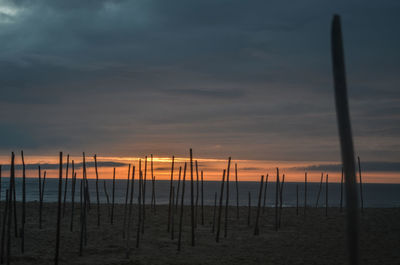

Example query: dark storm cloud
[0,0,399,163]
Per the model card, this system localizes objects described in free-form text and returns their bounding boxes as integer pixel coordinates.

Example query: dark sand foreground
[3,202,399,265]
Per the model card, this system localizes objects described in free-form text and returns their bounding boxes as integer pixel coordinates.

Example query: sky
[0,1,399,182]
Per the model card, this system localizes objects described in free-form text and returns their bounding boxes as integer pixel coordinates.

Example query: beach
[2,203,399,265]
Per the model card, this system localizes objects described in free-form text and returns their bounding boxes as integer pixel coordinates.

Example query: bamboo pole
[275,168,280,231]
[304,172,307,217]
[247,192,251,227]
[55,152,63,265]
[224,157,231,238]
[38,165,42,229]
[262,174,269,214]
[316,172,324,208]
[340,167,344,212]
[216,170,225,243]
[171,186,175,240]
[82,154,88,247]
[212,191,217,233]
[123,164,131,238]
[325,174,329,217]
[195,160,199,228]
[142,156,147,224]
[70,167,76,232]
[331,14,359,265]
[278,174,285,229]
[21,151,26,253]
[111,168,116,225]
[201,170,204,225]
[11,154,17,238]
[94,155,101,226]
[167,156,175,232]
[62,154,69,217]
[175,166,182,210]
[125,166,135,258]
[103,181,110,217]
[234,163,239,219]
[150,154,155,210]
[1,189,9,264]
[177,163,187,252]
[254,175,264,235]
[136,170,143,248]
[190,149,195,246]
[357,157,364,213]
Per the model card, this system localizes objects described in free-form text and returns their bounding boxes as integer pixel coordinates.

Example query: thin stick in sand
[123,164,131,238]
[224,157,231,238]
[275,168,280,231]
[304,172,307,217]
[331,14,360,265]
[167,156,175,232]
[262,174,269,214]
[177,163,187,252]
[21,151,26,253]
[235,163,239,219]
[150,154,154,210]
[216,169,225,243]
[136,170,143,248]
[94,155,101,226]
[254,175,264,235]
[103,180,110,217]
[62,154,69,218]
[70,167,76,232]
[357,156,364,213]
[125,166,135,258]
[38,166,42,229]
[175,166,182,210]
[325,174,329,217]
[171,186,175,240]
[0,189,9,264]
[212,191,217,233]
[201,170,204,225]
[195,160,199,228]
[6,153,15,265]
[111,168,116,225]
[340,167,344,212]
[55,152,63,265]
[190,149,195,246]
[278,174,285,229]
[142,156,147,225]
[316,172,324,208]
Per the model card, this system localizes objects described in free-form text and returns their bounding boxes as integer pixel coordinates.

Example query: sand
[1,202,399,265]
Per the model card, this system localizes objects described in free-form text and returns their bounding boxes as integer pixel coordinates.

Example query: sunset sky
[0,1,399,183]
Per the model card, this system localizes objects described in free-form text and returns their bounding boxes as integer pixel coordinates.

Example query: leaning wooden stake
[123,164,131,238]
[340,167,344,212]
[167,156,175,232]
[357,156,364,213]
[325,174,329,217]
[234,163,239,219]
[142,156,147,225]
[94,155,101,226]
[177,163,187,252]
[274,168,280,231]
[304,172,307,217]
[216,170,225,243]
[201,170,204,225]
[170,186,175,240]
[331,14,359,265]
[55,152,63,265]
[136,171,143,248]
[262,174,269,214]
[38,166,43,229]
[103,181,110,217]
[62,154,69,217]
[224,157,231,238]
[111,168,116,224]
[11,154,17,238]
[175,166,182,210]
[278,174,285,229]
[254,175,264,235]
[21,151,26,253]
[6,153,15,265]
[125,166,135,258]
[70,165,76,232]
[195,160,199,228]
[316,172,324,208]
[189,149,195,246]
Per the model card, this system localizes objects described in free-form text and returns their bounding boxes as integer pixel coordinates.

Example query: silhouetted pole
[123,164,131,238]
[275,168,280,231]
[38,166,42,229]
[150,154,154,210]
[167,156,175,232]
[357,156,364,213]
[6,153,14,265]
[142,156,147,224]
[20,151,26,253]
[340,167,344,212]
[325,174,329,217]
[201,170,204,225]
[136,170,143,248]
[170,186,175,240]
[254,175,264,235]
[304,172,307,217]
[125,166,135,258]
[0,166,2,202]
[189,149,195,246]
[278,174,285,229]
[316,172,324,208]
[1,189,9,264]
[55,152,63,265]
[176,166,182,210]
[195,160,199,228]
[331,14,359,265]
[234,163,239,219]
[216,170,225,243]
[103,181,110,217]
[212,192,217,233]
[62,154,69,218]
[111,168,116,225]
[94,155,101,226]
[70,163,76,232]
[262,174,269,214]
[177,163,186,252]
[224,157,231,238]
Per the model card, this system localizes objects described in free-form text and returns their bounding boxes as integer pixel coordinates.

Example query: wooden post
[357,157,364,213]
[224,157,231,238]
[340,167,344,212]
[254,175,264,235]
[296,184,299,216]
[123,164,131,238]
[177,163,187,252]
[235,163,239,219]
[55,152,63,265]
[304,172,307,217]
[175,166,182,210]
[325,174,329,217]
[190,149,195,246]
[0,189,9,264]
[171,187,175,240]
[278,174,285,229]
[21,151,26,253]
[216,170,225,243]
[262,174,269,214]
[316,172,324,208]
[331,15,359,265]
[94,155,101,226]
[201,170,204,225]
[150,154,154,210]
[70,165,76,232]
[136,170,143,248]
[125,166,135,258]
[6,153,14,265]
[275,168,280,231]
[152,176,156,211]
[103,181,110,217]
[62,154,69,217]
[111,168,116,225]
[11,155,17,238]
[247,192,251,227]
[212,192,217,233]
[195,160,199,228]
[0,166,2,202]
[142,156,147,224]
[38,165,43,229]
[167,156,174,232]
